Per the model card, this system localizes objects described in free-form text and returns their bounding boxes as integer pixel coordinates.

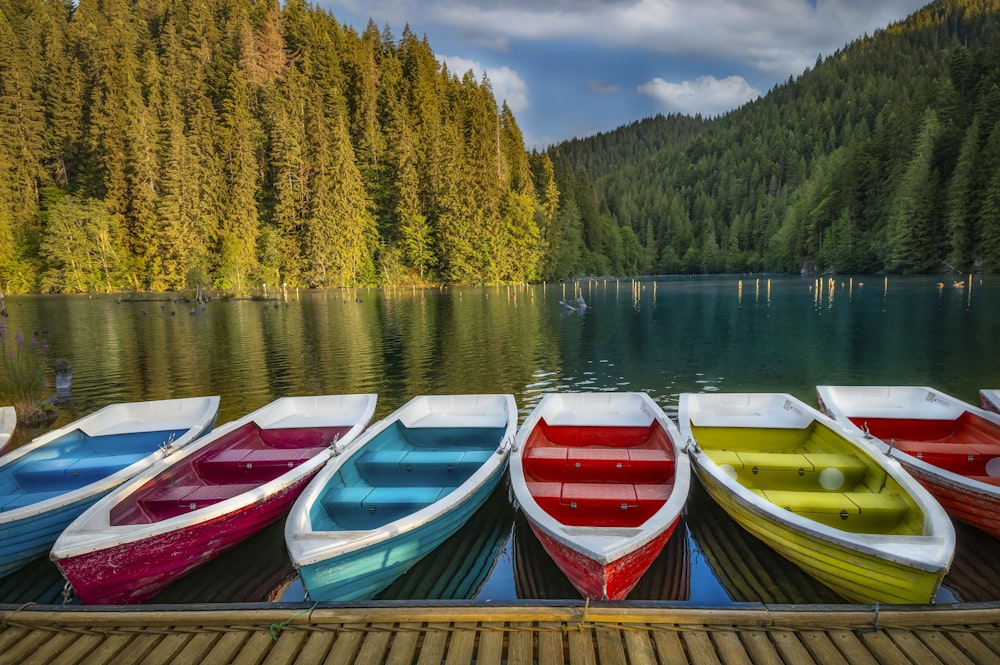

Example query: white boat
[51,394,376,604]
[0,397,220,577]
[680,391,955,604]
[509,392,690,600]
[0,406,15,456]
[286,394,516,601]
[981,389,1000,414]
[818,385,1000,541]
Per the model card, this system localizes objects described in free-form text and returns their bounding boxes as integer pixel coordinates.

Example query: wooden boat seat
[707,451,868,491]
[890,440,999,476]
[355,449,490,486]
[320,485,444,530]
[14,453,147,491]
[527,480,671,528]
[137,483,259,520]
[760,489,910,533]
[195,447,326,483]
[523,445,674,483]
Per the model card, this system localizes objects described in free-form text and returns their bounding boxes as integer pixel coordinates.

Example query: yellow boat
[678,392,954,604]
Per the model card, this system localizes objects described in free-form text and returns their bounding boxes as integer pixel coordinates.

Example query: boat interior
[313,421,505,531]
[522,419,676,528]
[109,422,349,525]
[848,412,1000,483]
[691,421,926,535]
[0,429,185,511]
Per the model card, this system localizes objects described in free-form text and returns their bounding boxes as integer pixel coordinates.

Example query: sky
[319,0,932,149]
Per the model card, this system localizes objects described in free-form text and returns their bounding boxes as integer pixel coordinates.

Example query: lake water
[2,275,998,605]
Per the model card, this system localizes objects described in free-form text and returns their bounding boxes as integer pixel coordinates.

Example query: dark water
[2,275,998,605]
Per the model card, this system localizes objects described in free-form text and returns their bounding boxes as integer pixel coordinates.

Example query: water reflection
[2,276,999,604]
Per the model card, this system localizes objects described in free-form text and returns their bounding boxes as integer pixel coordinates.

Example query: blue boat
[0,396,219,577]
[285,394,516,601]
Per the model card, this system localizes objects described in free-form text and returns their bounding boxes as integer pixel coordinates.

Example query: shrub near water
[0,322,52,425]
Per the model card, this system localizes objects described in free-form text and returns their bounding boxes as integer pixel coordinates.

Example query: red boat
[817,385,1000,540]
[50,395,376,604]
[509,392,690,600]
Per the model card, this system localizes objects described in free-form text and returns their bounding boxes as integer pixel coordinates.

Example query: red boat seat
[891,440,994,476]
[523,446,674,483]
[195,447,326,483]
[527,480,672,528]
[135,483,258,520]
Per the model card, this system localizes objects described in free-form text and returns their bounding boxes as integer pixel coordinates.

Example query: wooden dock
[2,602,999,665]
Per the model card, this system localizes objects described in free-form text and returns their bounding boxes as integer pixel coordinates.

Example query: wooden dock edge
[3,600,999,631]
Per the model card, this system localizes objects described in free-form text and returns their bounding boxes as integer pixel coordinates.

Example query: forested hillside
[0,0,574,292]
[3,0,1000,293]
[556,0,1000,275]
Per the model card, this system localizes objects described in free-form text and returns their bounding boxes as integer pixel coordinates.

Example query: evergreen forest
[1,0,999,293]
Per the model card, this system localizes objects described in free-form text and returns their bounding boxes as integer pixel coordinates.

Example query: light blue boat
[285,394,516,601]
[0,396,219,577]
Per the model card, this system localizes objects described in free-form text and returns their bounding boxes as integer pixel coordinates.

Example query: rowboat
[679,391,954,604]
[0,397,220,578]
[50,394,376,604]
[285,394,516,601]
[0,406,15,456]
[817,385,1000,540]
[981,389,1000,414]
[509,392,690,601]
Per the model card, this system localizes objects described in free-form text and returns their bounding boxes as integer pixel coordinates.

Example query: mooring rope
[268,601,318,642]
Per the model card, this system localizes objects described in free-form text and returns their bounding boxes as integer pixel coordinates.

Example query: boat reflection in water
[513,511,690,602]
[376,485,514,601]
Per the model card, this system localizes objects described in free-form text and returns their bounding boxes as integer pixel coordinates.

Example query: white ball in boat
[819,467,845,491]
[986,457,1000,477]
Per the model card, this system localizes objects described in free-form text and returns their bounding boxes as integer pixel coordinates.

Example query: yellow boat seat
[709,451,869,491]
[760,490,910,533]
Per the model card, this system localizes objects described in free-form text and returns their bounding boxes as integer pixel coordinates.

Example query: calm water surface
[2,275,998,605]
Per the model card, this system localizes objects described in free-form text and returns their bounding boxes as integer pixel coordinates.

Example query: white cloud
[438,55,530,113]
[638,75,761,117]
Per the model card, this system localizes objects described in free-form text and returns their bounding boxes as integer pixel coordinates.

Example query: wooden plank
[595,626,627,665]
[384,623,422,665]
[708,631,753,665]
[228,631,276,665]
[294,632,334,664]
[537,621,564,665]
[508,621,534,665]
[823,629,880,665]
[70,630,136,665]
[567,626,596,665]
[323,623,365,665]
[946,629,1000,665]
[444,622,477,665]
[355,623,394,665]
[49,632,104,665]
[0,626,31,656]
[170,632,222,665]
[473,621,505,665]
[680,630,721,665]
[415,624,449,665]
[140,632,196,665]
[769,630,815,665]
[622,627,657,665]
[883,628,946,665]
[203,631,253,664]
[915,630,976,665]
[650,628,688,665]
[856,630,913,665]
[0,627,52,664]
[20,630,80,665]
[967,624,1000,653]
[798,630,850,665]
[261,629,307,665]
[738,630,783,665]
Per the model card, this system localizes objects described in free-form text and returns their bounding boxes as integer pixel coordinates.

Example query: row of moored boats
[0,387,998,605]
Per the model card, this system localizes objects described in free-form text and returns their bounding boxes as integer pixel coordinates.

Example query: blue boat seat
[321,485,444,530]
[14,453,148,491]
[355,449,489,487]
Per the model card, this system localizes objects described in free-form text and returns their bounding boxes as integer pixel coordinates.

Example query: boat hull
[0,492,106,578]
[527,516,678,601]
[510,392,690,601]
[694,464,943,604]
[54,475,312,604]
[0,406,14,456]
[297,463,506,601]
[817,385,1000,540]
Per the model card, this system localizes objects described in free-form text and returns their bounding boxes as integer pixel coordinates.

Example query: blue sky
[319,1,931,149]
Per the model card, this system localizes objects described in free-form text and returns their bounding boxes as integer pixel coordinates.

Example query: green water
[2,275,998,604]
